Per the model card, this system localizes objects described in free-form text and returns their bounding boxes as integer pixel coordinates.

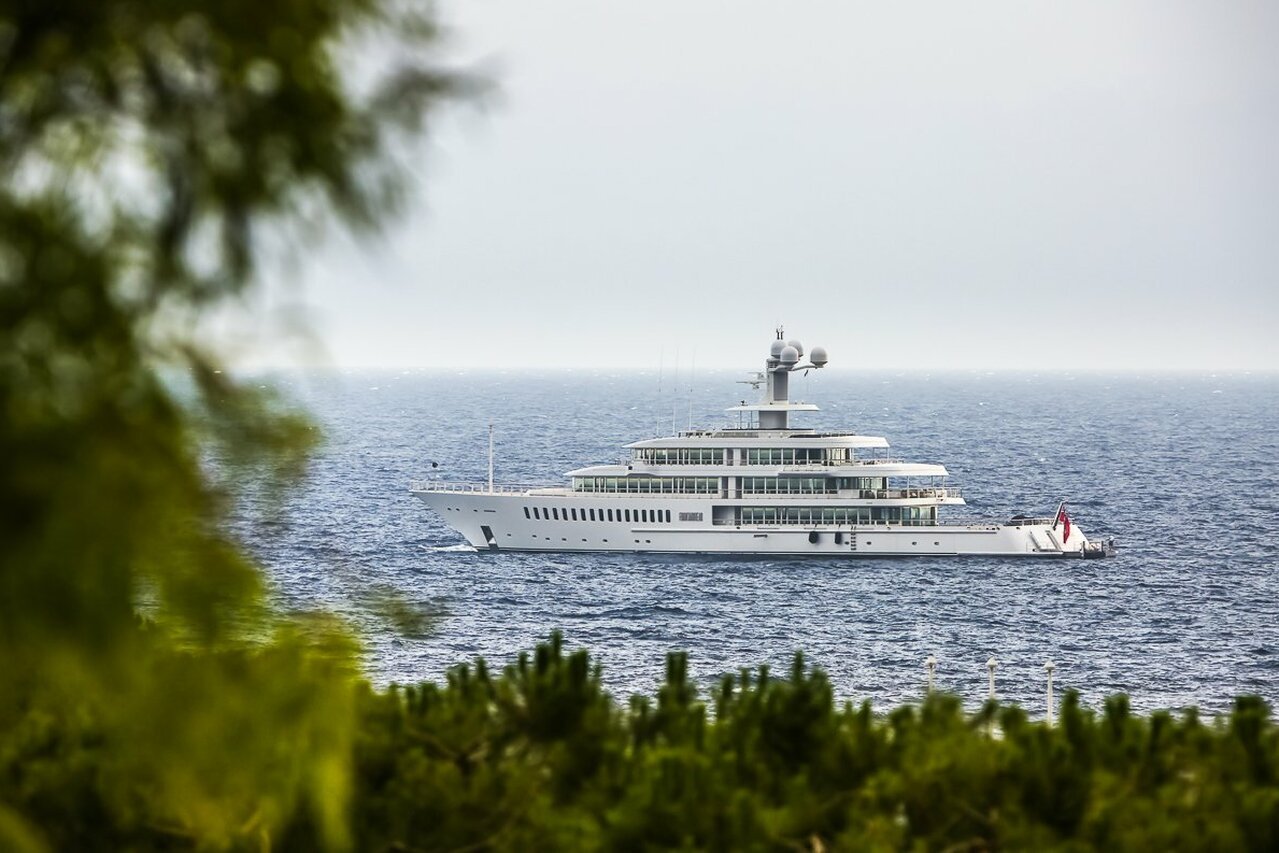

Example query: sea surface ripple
[231,370,1279,716]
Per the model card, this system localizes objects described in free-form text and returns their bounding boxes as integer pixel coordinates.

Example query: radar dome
[787,340,804,358]
[810,346,828,367]
[780,345,799,365]
[769,340,786,357]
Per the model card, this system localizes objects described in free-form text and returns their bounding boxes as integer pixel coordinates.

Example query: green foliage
[360,583,448,639]
[312,637,1278,852]
[0,0,465,848]
[3,2,1276,851]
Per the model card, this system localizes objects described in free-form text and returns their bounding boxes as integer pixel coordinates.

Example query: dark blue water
[233,370,1279,716]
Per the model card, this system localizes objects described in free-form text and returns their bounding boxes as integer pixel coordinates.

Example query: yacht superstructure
[410,331,1115,557]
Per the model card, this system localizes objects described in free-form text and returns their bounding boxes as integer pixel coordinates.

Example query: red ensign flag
[1057,506,1072,543]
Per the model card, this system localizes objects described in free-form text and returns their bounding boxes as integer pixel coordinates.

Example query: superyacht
[410,331,1115,557]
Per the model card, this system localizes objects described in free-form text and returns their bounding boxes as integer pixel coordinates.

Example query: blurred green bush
[2,2,1275,851]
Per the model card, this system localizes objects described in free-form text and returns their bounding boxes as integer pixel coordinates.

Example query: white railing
[626,459,905,469]
[411,481,963,502]
[408,481,549,494]
[572,489,715,499]
[734,487,962,501]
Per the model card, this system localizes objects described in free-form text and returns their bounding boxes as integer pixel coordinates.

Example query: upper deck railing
[410,481,962,502]
[409,481,550,494]
[629,458,906,469]
[734,487,962,501]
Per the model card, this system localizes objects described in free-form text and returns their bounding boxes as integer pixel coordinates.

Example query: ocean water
[232,370,1279,716]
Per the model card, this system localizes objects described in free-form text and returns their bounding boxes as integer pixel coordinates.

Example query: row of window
[524,506,673,524]
[634,448,725,465]
[630,447,853,465]
[572,476,721,494]
[738,476,889,494]
[744,447,841,465]
[740,477,836,495]
[737,506,939,525]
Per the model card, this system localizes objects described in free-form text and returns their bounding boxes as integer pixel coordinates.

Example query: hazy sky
[237,0,1277,370]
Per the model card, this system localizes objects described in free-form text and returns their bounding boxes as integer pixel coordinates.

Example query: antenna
[672,345,680,436]
[687,347,696,431]
[487,422,494,494]
[657,344,664,438]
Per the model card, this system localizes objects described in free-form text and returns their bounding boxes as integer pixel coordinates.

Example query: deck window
[740,477,835,496]
[735,506,939,526]
[572,476,721,495]
[633,448,726,465]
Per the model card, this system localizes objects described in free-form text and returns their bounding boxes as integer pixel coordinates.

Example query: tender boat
[411,330,1115,557]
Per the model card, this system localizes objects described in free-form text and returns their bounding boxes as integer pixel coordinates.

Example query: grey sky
[241,0,1278,370]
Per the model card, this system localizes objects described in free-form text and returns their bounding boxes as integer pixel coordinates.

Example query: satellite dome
[780,345,799,365]
[810,346,828,367]
[769,339,786,358]
[787,340,804,358]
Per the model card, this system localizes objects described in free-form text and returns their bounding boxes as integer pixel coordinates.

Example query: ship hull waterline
[413,490,1095,558]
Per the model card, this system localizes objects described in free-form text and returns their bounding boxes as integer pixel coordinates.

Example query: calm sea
[231,370,1279,716]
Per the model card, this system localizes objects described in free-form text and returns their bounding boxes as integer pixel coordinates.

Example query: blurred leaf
[360,583,447,639]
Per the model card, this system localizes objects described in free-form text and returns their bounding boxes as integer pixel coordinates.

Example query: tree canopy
[0,1,465,847]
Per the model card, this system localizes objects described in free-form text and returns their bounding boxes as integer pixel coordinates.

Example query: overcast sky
[237,0,1277,371]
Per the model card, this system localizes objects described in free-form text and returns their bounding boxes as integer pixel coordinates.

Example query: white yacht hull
[413,490,1094,557]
